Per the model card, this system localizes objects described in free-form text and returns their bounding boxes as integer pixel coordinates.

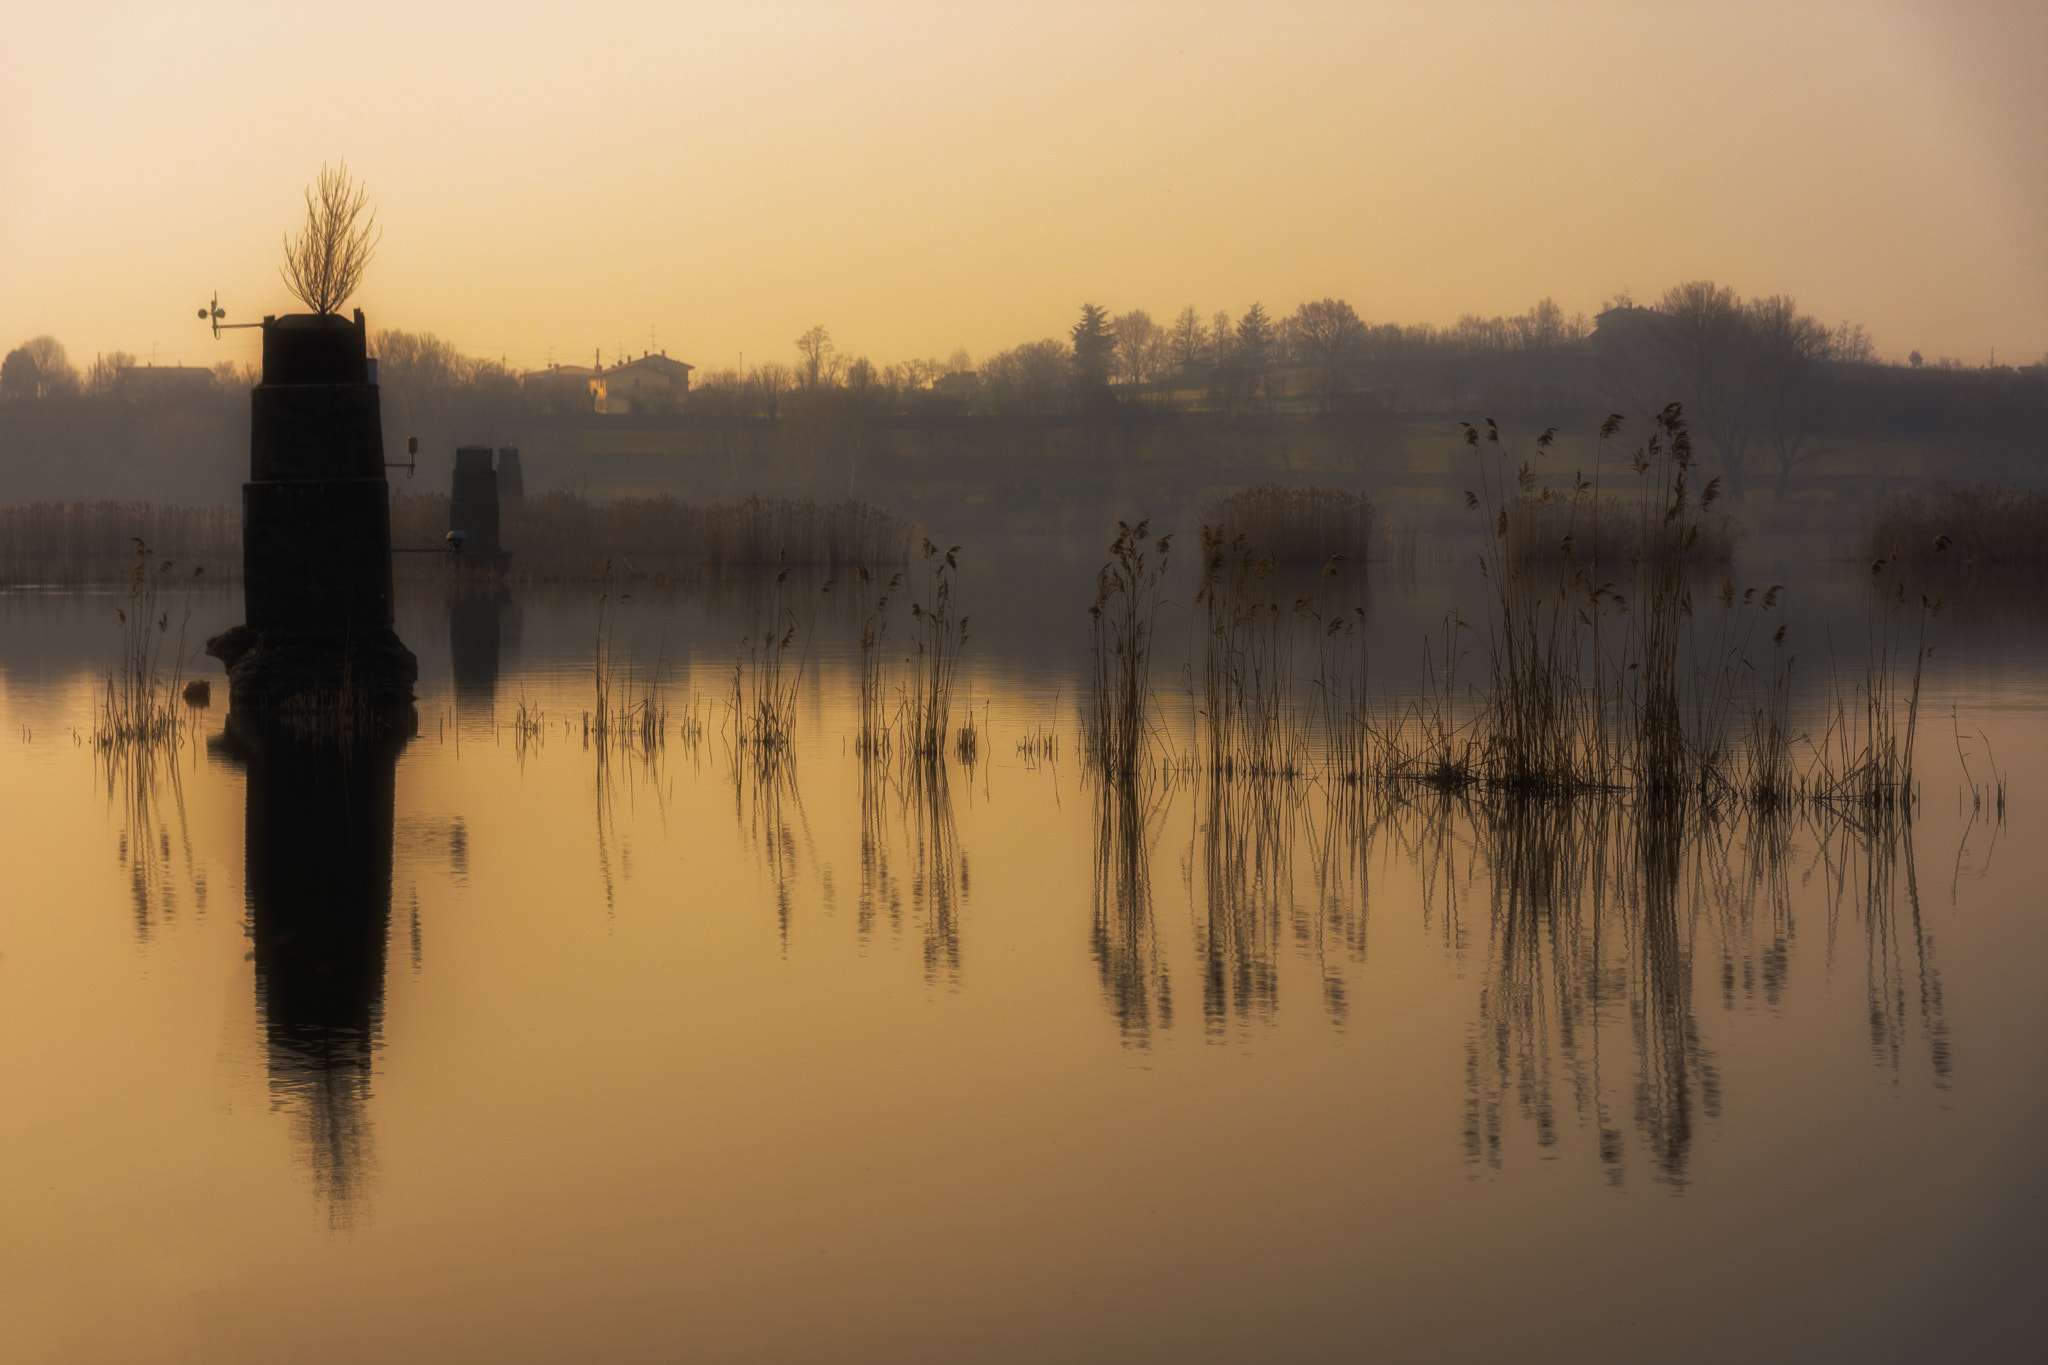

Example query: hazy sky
[3,1,2043,376]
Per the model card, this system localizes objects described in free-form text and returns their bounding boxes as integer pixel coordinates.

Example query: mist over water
[4,541,2045,1363]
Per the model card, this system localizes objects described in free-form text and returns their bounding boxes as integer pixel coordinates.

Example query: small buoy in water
[182,679,211,706]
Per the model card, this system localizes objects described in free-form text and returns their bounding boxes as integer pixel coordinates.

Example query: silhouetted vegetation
[279,162,379,316]
[10,280,2041,525]
[1199,484,1375,564]
[0,503,238,585]
[390,490,911,580]
[1087,521,1173,774]
[1866,485,2048,566]
[92,540,199,748]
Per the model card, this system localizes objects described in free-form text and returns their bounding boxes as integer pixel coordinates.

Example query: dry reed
[586,566,670,756]
[93,540,200,748]
[904,539,969,760]
[730,561,806,751]
[1087,521,1173,774]
[1194,528,1318,777]
[392,490,911,580]
[1199,484,1375,564]
[1865,485,2048,567]
[1,504,237,586]
[1214,405,1909,812]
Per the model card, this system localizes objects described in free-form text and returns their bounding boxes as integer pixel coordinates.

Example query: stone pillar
[206,310,418,714]
[496,446,524,502]
[450,445,501,558]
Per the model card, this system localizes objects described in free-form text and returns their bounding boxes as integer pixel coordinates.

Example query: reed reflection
[218,717,407,1226]
[733,746,807,946]
[1082,754,1955,1182]
[101,724,208,940]
[1091,771,1173,1043]
[1455,797,1950,1187]
[1093,770,1387,1045]
[1814,805,1952,1087]
[1198,776,1287,1033]
[1198,775,1381,1036]
[858,752,966,984]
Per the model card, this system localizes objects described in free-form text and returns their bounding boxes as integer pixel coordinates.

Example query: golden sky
[2,1,2042,375]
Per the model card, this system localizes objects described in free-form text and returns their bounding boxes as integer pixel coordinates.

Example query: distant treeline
[5,284,2045,510]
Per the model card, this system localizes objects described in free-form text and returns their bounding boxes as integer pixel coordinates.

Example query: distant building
[592,352,693,414]
[519,363,599,412]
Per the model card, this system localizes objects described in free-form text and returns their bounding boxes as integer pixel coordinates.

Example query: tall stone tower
[206,310,417,714]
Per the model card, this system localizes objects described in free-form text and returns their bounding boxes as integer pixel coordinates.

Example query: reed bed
[846,540,971,763]
[1106,404,1929,812]
[392,490,911,580]
[730,564,806,752]
[1194,528,1319,777]
[1,503,238,586]
[1086,521,1173,774]
[1199,484,1375,564]
[586,570,670,755]
[903,540,969,760]
[854,564,902,757]
[1362,406,1804,803]
[1865,485,2048,566]
[1504,489,1736,564]
[1806,554,1933,813]
[93,541,200,748]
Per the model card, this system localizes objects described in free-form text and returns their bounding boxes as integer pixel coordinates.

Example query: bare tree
[751,362,791,417]
[1750,294,1835,498]
[1112,309,1165,386]
[1291,298,1366,412]
[983,338,1070,412]
[794,326,839,388]
[1169,306,1205,378]
[25,336,78,396]
[281,161,380,316]
[85,350,138,396]
[1657,280,1756,501]
[1830,320,1876,363]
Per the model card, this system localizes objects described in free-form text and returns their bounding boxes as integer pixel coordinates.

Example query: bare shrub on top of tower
[280,161,380,315]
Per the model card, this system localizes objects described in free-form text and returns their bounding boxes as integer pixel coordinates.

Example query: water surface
[3,548,2045,1364]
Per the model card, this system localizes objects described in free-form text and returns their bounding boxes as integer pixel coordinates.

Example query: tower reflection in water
[449,585,519,719]
[219,717,408,1226]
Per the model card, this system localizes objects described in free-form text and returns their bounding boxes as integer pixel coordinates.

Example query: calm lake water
[3,542,2046,1364]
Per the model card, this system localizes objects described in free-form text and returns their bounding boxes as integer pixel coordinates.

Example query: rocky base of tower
[205,624,419,728]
